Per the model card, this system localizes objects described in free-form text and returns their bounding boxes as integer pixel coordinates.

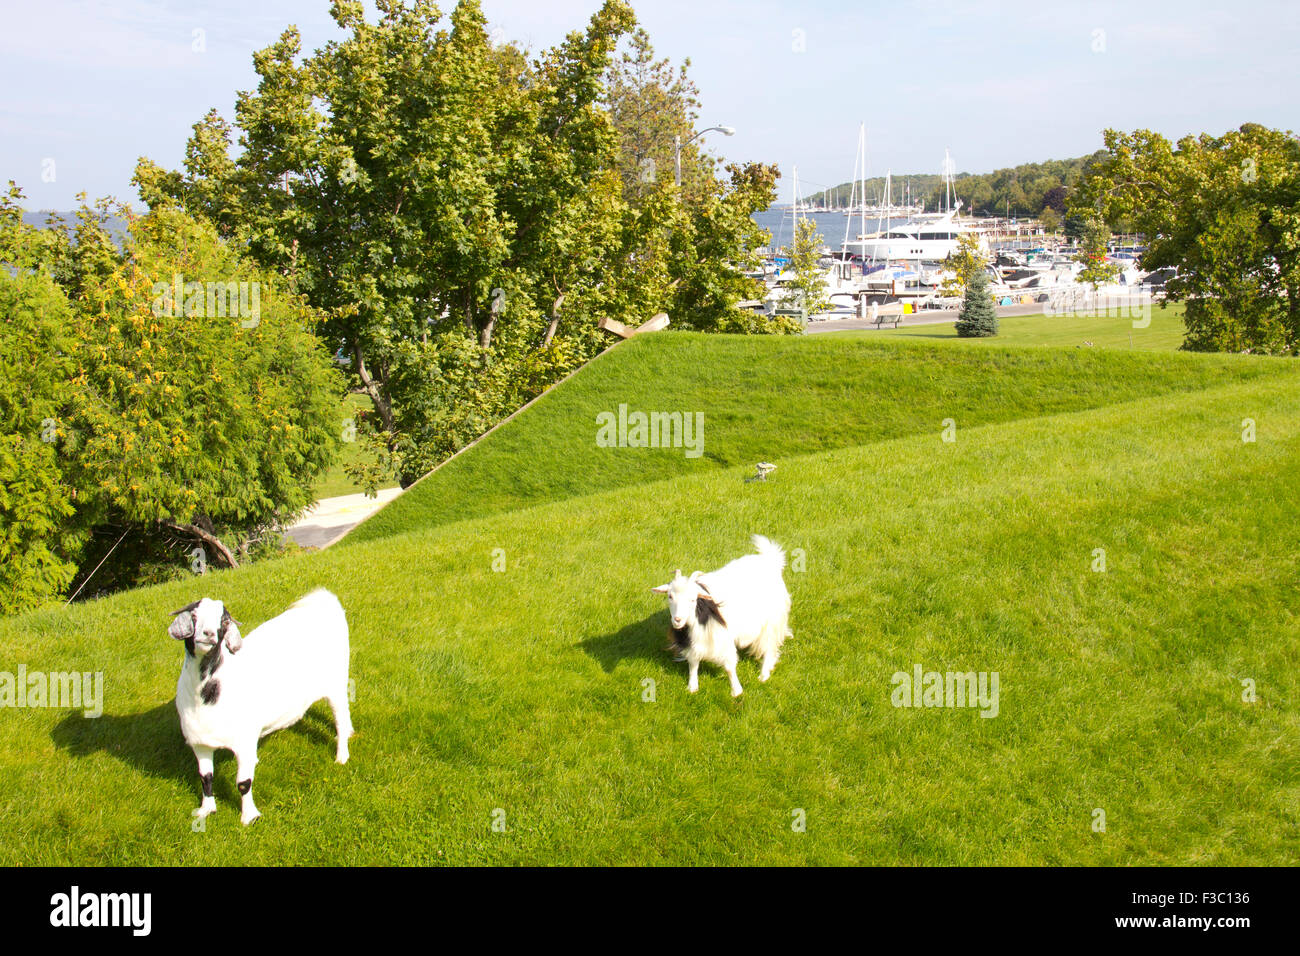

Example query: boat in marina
[842,206,984,262]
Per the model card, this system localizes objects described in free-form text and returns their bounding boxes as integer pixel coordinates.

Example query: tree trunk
[542,292,566,348]
[477,291,495,349]
[352,340,394,433]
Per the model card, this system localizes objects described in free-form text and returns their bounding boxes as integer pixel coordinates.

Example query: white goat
[168,589,352,825]
[651,535,792,696]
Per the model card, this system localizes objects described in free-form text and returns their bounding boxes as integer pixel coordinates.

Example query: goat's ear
[650,583,670,594]
[168,602,199,641]
[697,594,728,628]
[220,609,243,654]
[689,571,704,582]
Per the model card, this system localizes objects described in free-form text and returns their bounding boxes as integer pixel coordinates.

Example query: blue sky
[4,0,1298,209]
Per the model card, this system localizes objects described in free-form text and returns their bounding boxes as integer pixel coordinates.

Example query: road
[284,487,403,549]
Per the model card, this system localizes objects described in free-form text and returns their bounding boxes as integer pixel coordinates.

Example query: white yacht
[844,208,985,262]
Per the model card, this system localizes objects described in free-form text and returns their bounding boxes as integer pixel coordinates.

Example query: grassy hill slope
[1,336,1296,865]
[349,330,1282,542]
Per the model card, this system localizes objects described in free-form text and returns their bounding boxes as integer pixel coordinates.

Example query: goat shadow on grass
[579,611,678,675]
[50,699,341,802]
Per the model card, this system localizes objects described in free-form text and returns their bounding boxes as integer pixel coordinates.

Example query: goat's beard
[668,625,690,660]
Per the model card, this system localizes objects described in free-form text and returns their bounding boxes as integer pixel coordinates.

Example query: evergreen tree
[954,266,999,337]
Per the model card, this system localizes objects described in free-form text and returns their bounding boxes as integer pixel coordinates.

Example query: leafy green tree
[604,27,702,201]
[3,188,342,609]
[137,0,643,485]
[602,29,788,333]
[0,186,87,613]
[1038,207,1062,233]
[1075,218,1120,290]
[1074,123,1300,353]
[954,266,998,337]
[70,206,343,570]
[939,232,987,298]
[782,219,830,317]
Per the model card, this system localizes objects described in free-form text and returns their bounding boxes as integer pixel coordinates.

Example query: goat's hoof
[336,749,349,765]
[241,811,261,826]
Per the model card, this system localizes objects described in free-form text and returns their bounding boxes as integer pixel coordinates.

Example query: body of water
[752,208,915,253]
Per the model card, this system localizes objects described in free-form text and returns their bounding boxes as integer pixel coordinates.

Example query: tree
[1038,206,1062,233]
[954,266,998,337]
[0,186,87,613]
[1041,184,1068,213]
[1075,218,1120,290]
[939,232,987,298]
[2,187,344,609]
[70,206,343,572]
[602,28,789,333]
[136,0,646,486]
[603,27,702,201]
[1073,123,1300,353]
[782,219,830,317]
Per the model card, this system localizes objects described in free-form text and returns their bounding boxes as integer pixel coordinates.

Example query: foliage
[939,232,987,298]
[954,266,998,337]
[62,206,344,568]
[0,186,87,612]
[780,219,830,317]
[604,27,702,200]
[808,151,1108,217]
[1073,123,1300,354]
[1,186,343,610]
[1074,218,1120,290]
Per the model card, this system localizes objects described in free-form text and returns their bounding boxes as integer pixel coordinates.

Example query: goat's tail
[751,534,786,571]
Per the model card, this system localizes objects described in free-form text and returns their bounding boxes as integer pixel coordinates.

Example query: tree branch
[542,291,565,347]
[162,520,240,569]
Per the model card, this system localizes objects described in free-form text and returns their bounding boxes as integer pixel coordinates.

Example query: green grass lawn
[1,333,1296,865]
[857,303,1187,351]
[350,324,1272,541]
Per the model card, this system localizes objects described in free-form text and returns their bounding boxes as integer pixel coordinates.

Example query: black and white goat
[169,589,352,825]
[651,535,792,696]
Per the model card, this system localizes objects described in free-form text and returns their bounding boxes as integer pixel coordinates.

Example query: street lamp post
[674,125,735,186]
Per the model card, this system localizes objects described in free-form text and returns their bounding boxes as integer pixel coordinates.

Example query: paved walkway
[285,487,403,549]
[806,292,1156,334]
[806,302,1052,333]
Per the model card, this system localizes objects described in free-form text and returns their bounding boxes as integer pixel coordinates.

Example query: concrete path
[805,292,1156,334]
[285,487,402,549]
[806,302,1051,333]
